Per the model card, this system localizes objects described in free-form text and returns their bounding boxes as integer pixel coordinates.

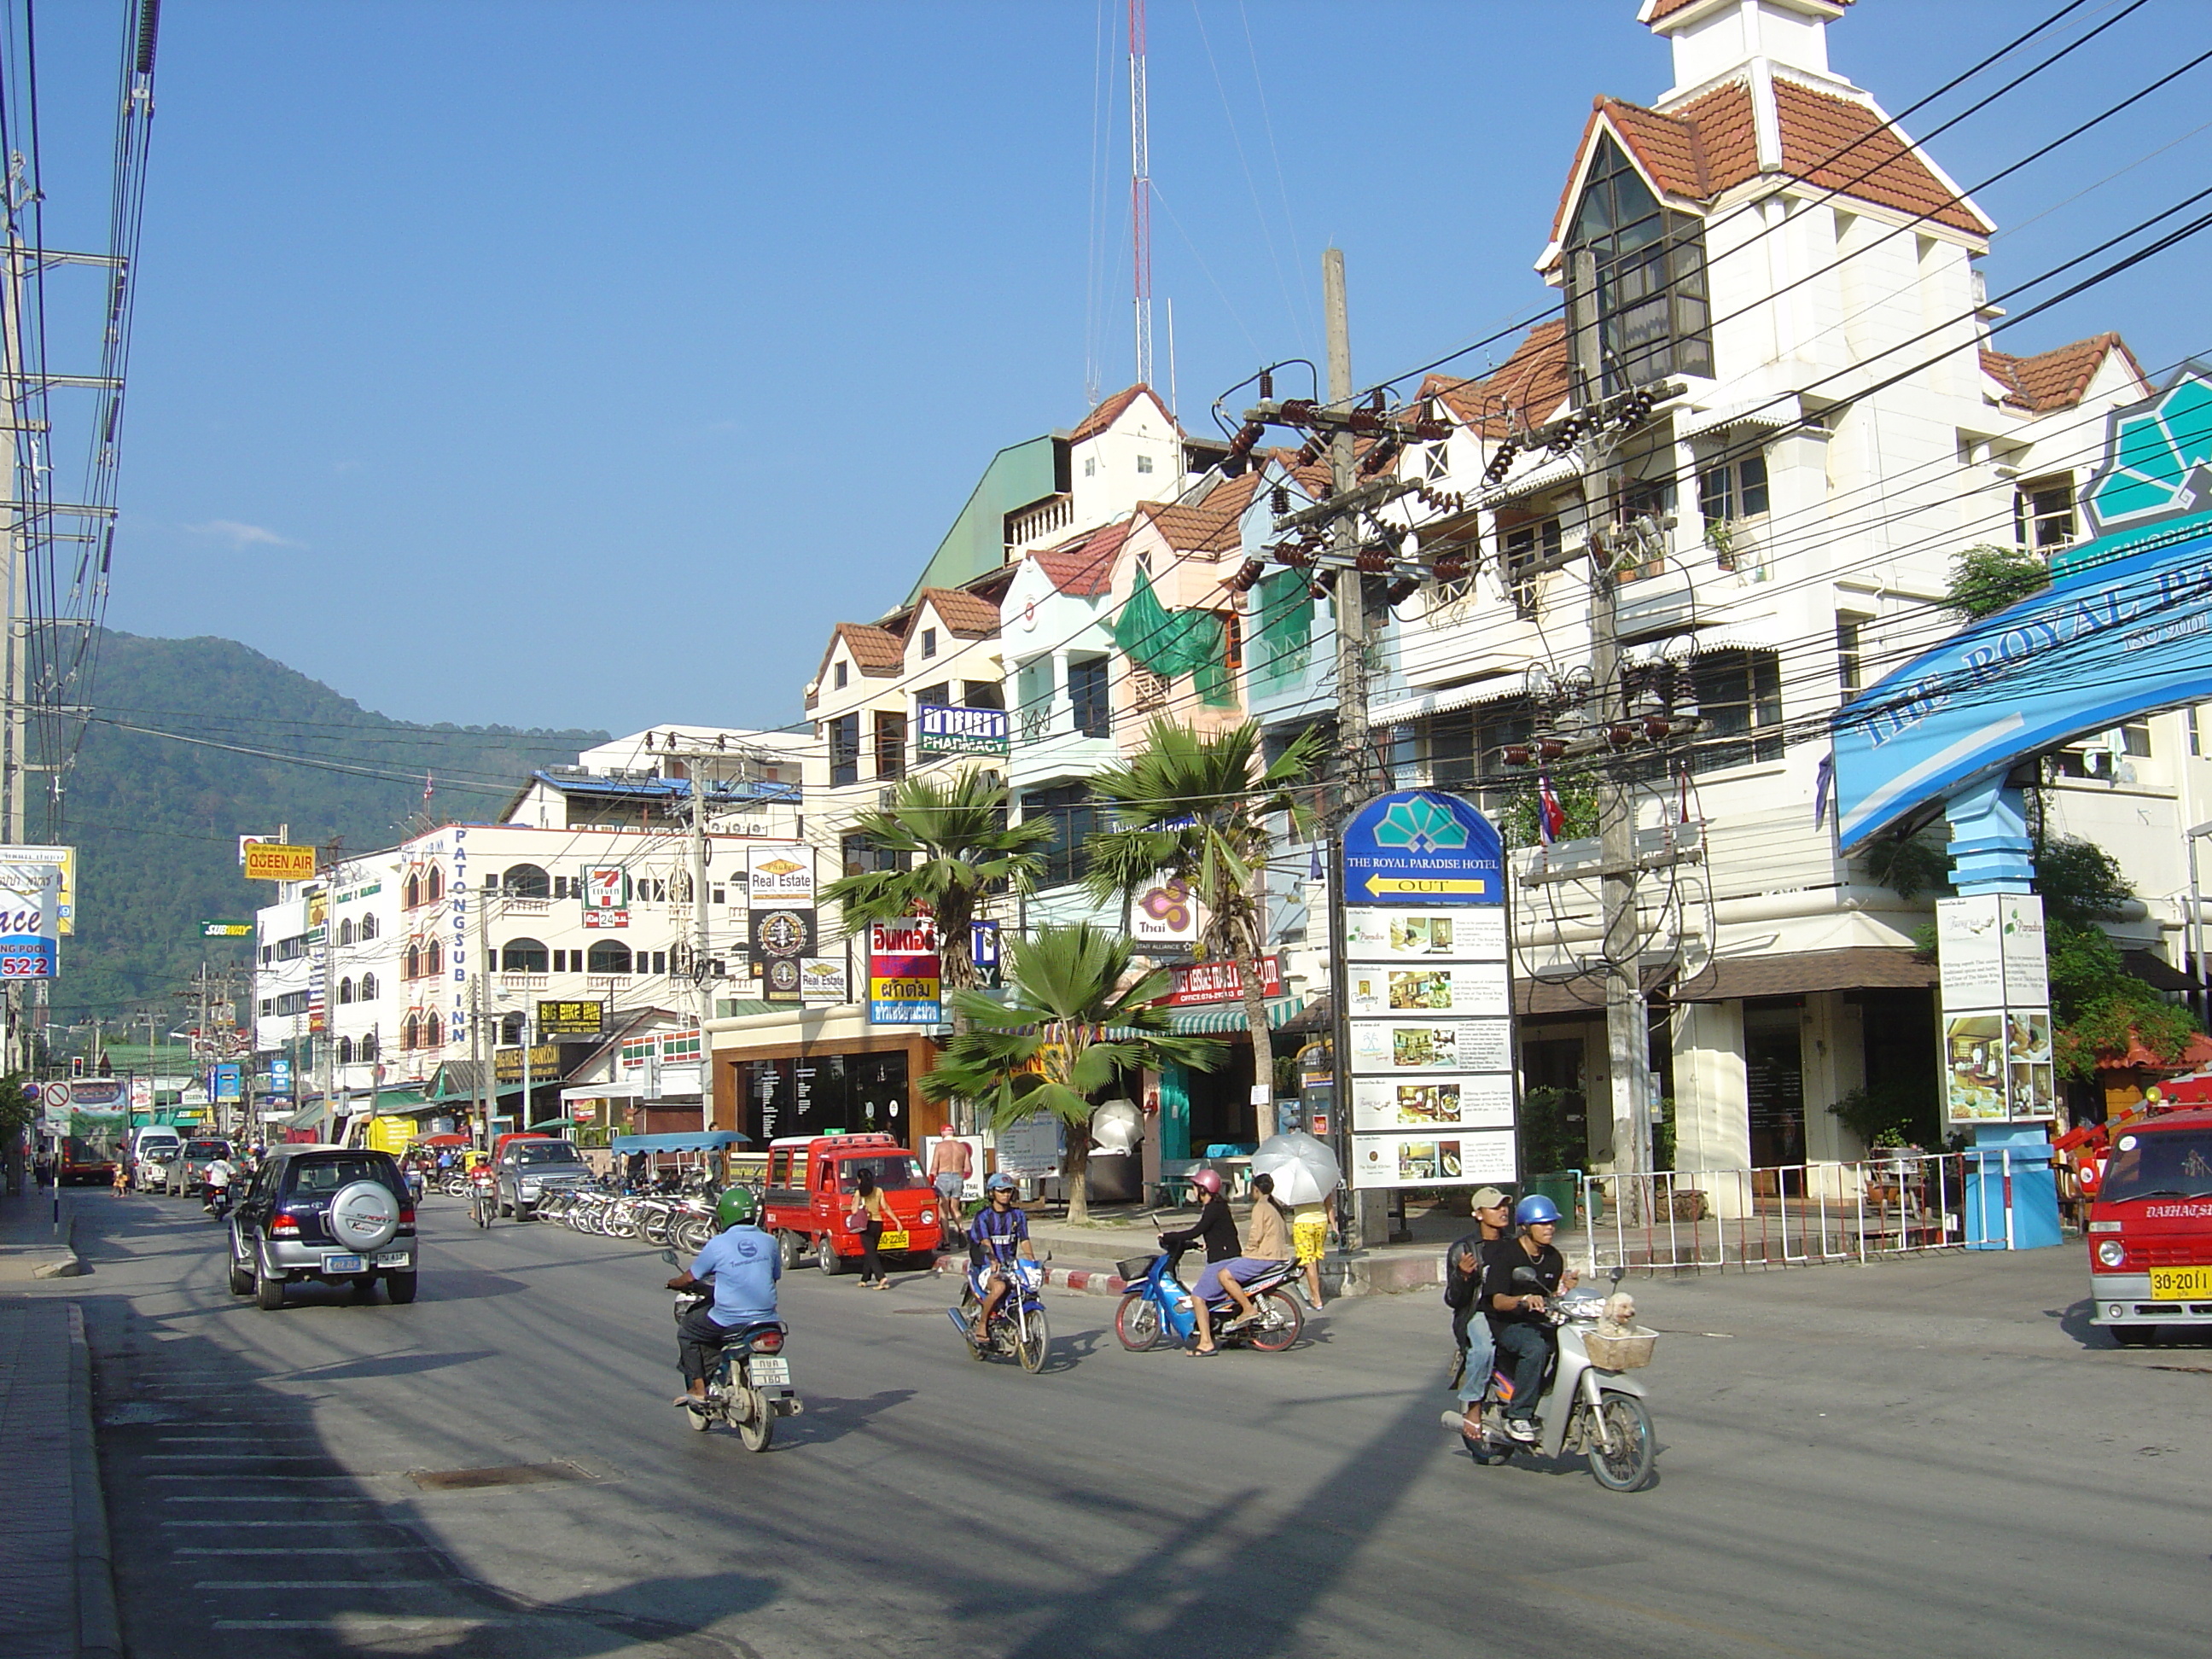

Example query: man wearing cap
[1441,1187,1514,1438]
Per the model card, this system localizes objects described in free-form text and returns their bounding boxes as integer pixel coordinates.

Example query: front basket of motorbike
[1582,1326,1658,1371]
[1116,1255,1158,1284]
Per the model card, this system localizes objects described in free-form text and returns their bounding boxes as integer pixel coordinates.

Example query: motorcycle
[670,1287,801,1451]
[948,1254,1051,1372]
[1455,1266,1656,1492]
[469,1168,496,1229]
[1112,1249,1304,1353]
[202,1182,234,1220]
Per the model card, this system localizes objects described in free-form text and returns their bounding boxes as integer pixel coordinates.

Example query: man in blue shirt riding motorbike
[966,1173,1033,1345]
[665,1188,781,1413]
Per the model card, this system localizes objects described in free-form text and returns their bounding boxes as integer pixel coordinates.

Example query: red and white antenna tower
[1128,0,1153,390]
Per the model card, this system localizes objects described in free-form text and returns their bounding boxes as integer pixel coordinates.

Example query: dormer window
[835,661,848,690]
[1564,134,1712,399]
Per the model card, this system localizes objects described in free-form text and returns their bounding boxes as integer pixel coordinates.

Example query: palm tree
[1082,719,1320,1103]
[923,923,1223,1223]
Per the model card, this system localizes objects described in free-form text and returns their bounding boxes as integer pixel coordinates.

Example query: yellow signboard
[3,844,74,935]
[493,1044,562,1083]
[243,842,317,882]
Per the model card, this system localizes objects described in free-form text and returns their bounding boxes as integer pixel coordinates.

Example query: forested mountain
[56,631,608,1024]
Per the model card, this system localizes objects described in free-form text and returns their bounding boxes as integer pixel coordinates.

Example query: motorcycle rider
[966,1173,1034,1345]
[202,1153,237,1216]
[664,1188,781,1414]
[1158,1167,1240,1357]
[1479,1194,1579,1443]
[1441,1186,1514,1437]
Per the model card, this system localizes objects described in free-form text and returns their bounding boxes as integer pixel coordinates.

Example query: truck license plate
[2150,1266,2212,1300]
[323,1254,364,1274]
[879,1230,910,1251]
[376,1252,412,1268]
[749,1357,791,1387]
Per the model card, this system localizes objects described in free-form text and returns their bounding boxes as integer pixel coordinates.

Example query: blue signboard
[916,703,1010,755]
[1835,370,2212,851]
[213,1062,242,1103]
[1340,790,1505,906]
[270,1057,292,1093]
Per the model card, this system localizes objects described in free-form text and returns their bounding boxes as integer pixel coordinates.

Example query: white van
[128,1125,183,1185]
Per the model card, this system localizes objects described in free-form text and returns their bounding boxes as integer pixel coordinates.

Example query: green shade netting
[1251,569,1314,689]
[1111,568,1236,707]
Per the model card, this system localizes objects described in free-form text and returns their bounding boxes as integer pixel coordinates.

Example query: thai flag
[1538,772,1566,846]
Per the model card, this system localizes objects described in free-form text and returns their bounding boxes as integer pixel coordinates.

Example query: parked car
[226,1145,417,1309]
[760,1133,945,1274]
[495,1137,594,1220]
[127,1125,183,1180]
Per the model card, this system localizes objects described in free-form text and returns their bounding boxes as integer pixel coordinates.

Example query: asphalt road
[41,1188,2212,1658]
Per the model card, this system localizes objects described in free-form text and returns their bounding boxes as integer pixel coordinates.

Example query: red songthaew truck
[2066,1077,2212,1343]
[760,1134,946,1276]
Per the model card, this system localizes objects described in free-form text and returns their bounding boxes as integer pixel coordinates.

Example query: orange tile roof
[1070,384,1181,443]
[1033,521,1127,596]
[1425,321,1572,438]
[830,621,905,677]
[1980,333,2146,415]
[1138,498,1245,554]
[915,585,1000,638]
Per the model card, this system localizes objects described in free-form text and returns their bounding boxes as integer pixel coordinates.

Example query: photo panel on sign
[1342,905,1505,962]
[1348,1017,1511,1075]
[1347,961,1508,1018]
[1942,1010,2006,1121]
[1349,1128,1516,1190]
[1349,1073,1515,1133]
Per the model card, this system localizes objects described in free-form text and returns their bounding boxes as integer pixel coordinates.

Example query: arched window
[403,872,422,909]
[425,866,445,902]
[424,941,444,976]
[501,864,550,899]
[400,1014,420,1051]
[425,1012,443,1047]
[501,937,550,973]
[1563,133,1711,398]
[339,917,356,946]
[336,1035,354,1065]
[358,971,378,1000]
[358,914,378,941]
[586,940,632,975]
[358,1030,378,1062]
[404,945,422,981]
[337,978,354,1006]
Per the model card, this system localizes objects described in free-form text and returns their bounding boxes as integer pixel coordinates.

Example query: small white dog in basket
[1597,1289,1638,1336]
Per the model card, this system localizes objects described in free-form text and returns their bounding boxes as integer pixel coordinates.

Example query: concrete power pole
[1324,248,1371,801]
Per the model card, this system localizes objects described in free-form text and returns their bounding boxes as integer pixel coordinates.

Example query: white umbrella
[1250,1131,1341,1206]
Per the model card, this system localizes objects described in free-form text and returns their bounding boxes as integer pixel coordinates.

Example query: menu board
[1350,1128,1516,1190]
[1348,1017,1512,1075]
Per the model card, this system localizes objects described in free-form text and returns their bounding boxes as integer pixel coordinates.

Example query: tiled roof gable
[1426,321,1572,439]
[1770,78,1988,236]
[831,622,905,677]
[1982,333,2147,415]
[1033,521,1127,596]
[915,586,1000,638]
[1070,384,1182,444]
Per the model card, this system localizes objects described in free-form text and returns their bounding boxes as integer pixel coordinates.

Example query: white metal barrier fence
[1576,1152,2004,1273]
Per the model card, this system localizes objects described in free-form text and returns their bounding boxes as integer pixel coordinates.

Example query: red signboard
[1157,955,1283,1007]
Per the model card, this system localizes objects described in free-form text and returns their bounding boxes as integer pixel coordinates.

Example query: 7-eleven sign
[584,866,626,911]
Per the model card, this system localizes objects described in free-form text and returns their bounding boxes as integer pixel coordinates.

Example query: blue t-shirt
[969,1202,1030,1263]
[690,1225,781,1326]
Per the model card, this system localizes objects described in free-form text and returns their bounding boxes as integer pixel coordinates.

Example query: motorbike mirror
[1607,1265,1626,1285]
[659,1249,678,1266]
[1509,1266,1545,1289]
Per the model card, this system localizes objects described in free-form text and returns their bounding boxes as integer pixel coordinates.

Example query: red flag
[1538,772,1565,845]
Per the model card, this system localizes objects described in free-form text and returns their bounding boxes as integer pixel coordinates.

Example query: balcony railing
[1007,494,1074,548]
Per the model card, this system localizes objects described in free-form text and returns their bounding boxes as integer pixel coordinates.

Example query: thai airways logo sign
[2084,370,2212,537]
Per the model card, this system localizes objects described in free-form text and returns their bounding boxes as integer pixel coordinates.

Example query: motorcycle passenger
[967,1173,1034,1345]
[1480,1194,1579,1443]
[1441,1185,1514,1437]
[1159,1167,1240,1357]
[203,1155,236,1214]
[664,1188,782,1414]
[1214,1172,1293,1334]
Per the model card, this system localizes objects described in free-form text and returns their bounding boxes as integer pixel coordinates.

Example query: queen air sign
[1834,368,2212,852]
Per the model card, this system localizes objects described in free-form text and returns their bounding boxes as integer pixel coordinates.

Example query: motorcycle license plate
[880,1230,910,1251]
[323,1254,364,1274]
[749,1357,791,1387]
[2150,1266,2212,1299]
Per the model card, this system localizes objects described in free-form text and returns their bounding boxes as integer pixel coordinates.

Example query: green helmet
[715,1188,759,1230]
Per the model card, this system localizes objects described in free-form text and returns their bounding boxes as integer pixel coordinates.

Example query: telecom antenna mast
[1128,0,1153,389]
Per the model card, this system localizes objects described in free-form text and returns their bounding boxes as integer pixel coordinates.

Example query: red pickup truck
[2087,1104,2212,1344]
[760,1134,946,1276]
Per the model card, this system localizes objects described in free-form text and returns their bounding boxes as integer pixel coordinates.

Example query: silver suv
[497,1138,593,1219]
[227,1146,418,1309]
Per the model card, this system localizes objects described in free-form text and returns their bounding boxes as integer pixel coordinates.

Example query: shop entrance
[1743,999,1806,1168]
[745,1051,911,1145]
[1182,1045,1258,1152]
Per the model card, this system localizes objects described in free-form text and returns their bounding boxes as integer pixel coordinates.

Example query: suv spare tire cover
[328,1180,401,1252]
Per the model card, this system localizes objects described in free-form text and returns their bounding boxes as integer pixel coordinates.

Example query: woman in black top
[1159,1169,1241,1356]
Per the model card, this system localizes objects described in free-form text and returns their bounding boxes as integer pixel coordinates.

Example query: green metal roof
[902,433,1062,603]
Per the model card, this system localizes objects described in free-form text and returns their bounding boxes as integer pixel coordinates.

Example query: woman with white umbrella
[1251,1132,1340,1310]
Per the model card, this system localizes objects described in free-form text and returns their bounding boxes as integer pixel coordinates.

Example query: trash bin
[1526,1173,1581,1225]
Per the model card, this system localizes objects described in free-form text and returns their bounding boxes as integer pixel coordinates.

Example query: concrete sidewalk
[0,1296,120,1659]
[0,1181,83,1279]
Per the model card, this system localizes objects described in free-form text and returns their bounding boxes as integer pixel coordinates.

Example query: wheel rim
[1115,1293,1161,1351]
[1018,1307,1050,1372]
[1587,1395,1654,1490]
[1245,1290,1304,1351]
[738,1391,773,1451]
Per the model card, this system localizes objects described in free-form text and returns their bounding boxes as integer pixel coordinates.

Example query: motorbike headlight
[2096,1239,2127,1267]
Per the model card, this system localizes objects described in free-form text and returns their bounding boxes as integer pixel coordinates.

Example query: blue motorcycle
[948,1254,1051,1373]
[1113,1249,1305,1353]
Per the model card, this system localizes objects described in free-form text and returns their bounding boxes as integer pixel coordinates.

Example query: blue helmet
[1515,1194,1562,1226]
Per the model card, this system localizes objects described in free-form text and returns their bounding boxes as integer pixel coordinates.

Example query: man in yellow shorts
[1291,1194,1332,1309]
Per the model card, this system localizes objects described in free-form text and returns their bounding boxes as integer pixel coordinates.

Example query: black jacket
[1161,1195,1241,1263]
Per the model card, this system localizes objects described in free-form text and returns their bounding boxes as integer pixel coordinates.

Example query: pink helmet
[1189,1167,1223,1196]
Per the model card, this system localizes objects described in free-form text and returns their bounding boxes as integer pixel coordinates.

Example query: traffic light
[69,1056,84,1078]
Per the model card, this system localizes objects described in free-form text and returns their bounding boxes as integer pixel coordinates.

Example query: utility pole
[656,734,728,1038]
[1324,247,1371,804]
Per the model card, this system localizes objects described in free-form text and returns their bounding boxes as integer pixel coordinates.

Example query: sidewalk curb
[0,1192,81,1278]
[67,1303,122,1659]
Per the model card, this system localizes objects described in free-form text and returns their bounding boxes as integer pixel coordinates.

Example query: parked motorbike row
[533,1177,723,1253]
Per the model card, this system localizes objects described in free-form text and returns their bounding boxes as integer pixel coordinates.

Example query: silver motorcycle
[1459,1265,1657,1492]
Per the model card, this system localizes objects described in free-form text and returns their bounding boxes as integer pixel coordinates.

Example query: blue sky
[38,0,2212,734]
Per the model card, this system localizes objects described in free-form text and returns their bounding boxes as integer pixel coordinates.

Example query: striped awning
[1167,995,1307,1036]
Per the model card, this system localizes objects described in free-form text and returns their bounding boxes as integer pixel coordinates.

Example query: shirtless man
[929,1134,973,1244]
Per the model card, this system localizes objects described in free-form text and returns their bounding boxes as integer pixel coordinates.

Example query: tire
[1016,1304,1051,1373]
[818,1239,849,1277]
[1243,1289,1305,1352]
[1585,1393,1656,1492]
[227,1257,253,1296]
[779,1231,806,1270]
[1469,1440,1512,1466]
[1114,1291,1162,1352]
[642,1212,672,1247]
[737,1389,773,1452]
[385,1272,419,1305]
[254,1254,286,1311]
[2114,1325,2156,1347]
[350,1274,381,1303]
[498,1200,512,1219]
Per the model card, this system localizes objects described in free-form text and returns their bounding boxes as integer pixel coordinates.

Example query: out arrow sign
[1364,876,1487,897]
